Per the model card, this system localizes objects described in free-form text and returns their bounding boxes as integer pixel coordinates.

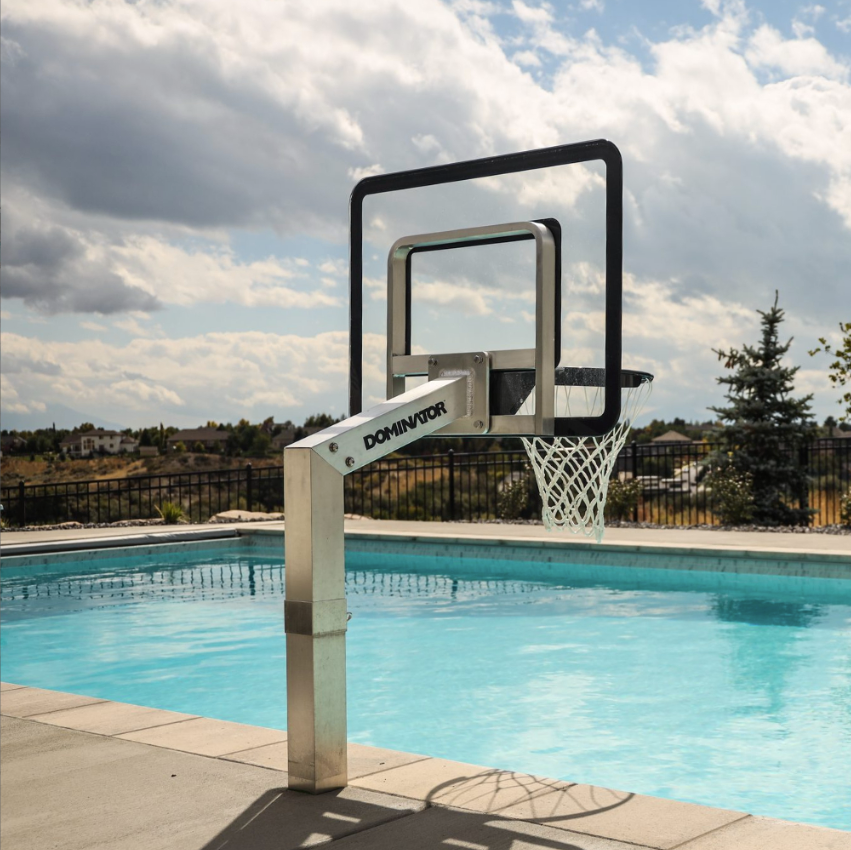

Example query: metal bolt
[329,442,339,453]
[428,356,438,366]
[473,353,484,364]
[345,456,356,468]
[474,420,484,429]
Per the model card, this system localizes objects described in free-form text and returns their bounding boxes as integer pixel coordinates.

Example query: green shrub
[707,465,755,525]
[840,488,851,527]
[498,474,529,521]
[155,501,185,524]
[604,478,642,521]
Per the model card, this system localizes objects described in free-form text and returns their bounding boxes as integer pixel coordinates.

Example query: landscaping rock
[209,510,284,522]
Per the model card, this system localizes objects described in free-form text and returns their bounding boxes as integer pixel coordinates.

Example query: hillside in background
[1,453,282,489]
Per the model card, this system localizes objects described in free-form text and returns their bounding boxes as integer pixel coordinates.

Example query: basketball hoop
[288,139,646,794]
[516,368,653,542]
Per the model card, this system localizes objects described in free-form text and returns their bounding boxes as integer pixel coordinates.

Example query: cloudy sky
[1,0,849,432]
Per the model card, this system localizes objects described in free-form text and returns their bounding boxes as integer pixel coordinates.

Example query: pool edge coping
[3,523,849,578]
[3,682,849,847]
[3,521,849,561]
[0,526,240,558]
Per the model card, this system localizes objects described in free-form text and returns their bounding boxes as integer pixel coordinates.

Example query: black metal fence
[2,440,849,528]
[619,439,850,526]
[1,463,286,528]
[343,450,530,521]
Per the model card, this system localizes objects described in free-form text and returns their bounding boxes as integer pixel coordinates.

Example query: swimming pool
[2,539,850,830]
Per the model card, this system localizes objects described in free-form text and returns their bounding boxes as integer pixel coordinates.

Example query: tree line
[3,295,849,527]
[0,413,341,460]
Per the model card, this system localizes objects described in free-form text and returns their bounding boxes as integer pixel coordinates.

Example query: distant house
[651,430,693,444]
[271,427,297,450]
[0,434,26,456]
[120,435,139,454]
[167,427,230,452]
[823,426,851,448]
[60,429,127,458]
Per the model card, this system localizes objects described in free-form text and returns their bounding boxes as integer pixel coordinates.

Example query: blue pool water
[2,544,850,830]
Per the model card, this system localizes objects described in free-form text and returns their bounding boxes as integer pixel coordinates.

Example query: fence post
[245,463,253,512]
[18,480,26,527]
[631,441,639,523]
[448,450,456,521]
[799,443,810,525]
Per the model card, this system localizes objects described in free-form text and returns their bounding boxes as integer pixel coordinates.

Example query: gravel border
[5,517,850,534]
[1,516,285,533]
[471,519,851,534]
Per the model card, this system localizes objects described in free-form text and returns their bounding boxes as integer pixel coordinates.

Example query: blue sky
[1,0,849,431]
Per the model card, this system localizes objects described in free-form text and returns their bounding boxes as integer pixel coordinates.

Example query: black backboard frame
[349,139,623,438]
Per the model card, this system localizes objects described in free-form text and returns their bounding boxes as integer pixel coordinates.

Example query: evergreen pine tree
[710,293,816,526]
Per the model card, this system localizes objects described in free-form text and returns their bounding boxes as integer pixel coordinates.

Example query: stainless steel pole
[283,373,475,793]
[284,446,348,792]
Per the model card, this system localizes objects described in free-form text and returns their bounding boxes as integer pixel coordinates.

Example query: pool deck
[2,521,850,848]
[3,684,850,850]
[3,517,850,558]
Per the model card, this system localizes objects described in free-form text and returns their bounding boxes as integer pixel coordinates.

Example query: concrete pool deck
[2,522,849,848]
[2,517,850,558]
[3,683,850,850]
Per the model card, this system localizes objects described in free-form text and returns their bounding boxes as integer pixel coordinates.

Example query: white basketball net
[521,376,652,543]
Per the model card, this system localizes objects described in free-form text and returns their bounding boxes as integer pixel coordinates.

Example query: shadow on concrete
[199,774,636,849]
[423,770,635,825]
[198,786,419,850]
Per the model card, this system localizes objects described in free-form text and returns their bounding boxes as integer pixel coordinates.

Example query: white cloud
[801,4,826,21]
[108,380,185,409]
[1,0,849,424]
[348,164,384,181]
[417,281,494,315]
[512,49,542,67]
[0,374,24,412]
[512,1,553,26]
[113,317,161,338]
[452,0,500,14]
[318,259,347,276]
[0,328,370,426]
[113,237,341,309]
[791,20,815,38]
[746,24,848,80]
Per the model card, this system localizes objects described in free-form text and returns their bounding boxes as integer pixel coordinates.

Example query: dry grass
[637,490,847,527]
[1,453,283,489]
